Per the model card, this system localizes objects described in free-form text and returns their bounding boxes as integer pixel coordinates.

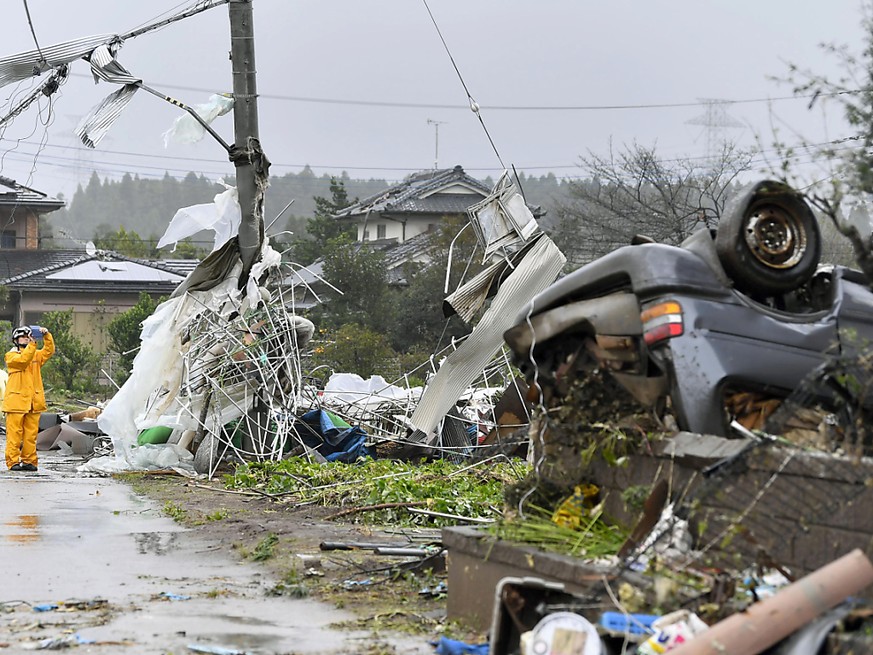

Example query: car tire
[716,180,821,295]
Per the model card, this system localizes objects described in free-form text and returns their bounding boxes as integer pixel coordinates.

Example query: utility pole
[229,0,263,280]
[229,0,268,454]
[427,118,446,170]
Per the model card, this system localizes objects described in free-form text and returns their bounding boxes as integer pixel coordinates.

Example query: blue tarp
[432,637,488,655]
[298,409,373,463]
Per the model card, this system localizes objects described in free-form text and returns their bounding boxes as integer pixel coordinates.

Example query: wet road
[0,448,423,654]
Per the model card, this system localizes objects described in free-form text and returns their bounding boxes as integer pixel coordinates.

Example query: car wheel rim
[743,204,807,269]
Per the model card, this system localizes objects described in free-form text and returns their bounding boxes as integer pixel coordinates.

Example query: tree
[319,234,391,332]
[290,177,355,264]
[552,141,753,268]
[94,226,153,258]
[773,3,873,282]
[40,309,100,393]
[388,214,481,354]
[107,292,161,383]
[314,323,398,380]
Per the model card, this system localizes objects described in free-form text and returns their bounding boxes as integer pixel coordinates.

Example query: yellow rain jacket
[3,333,54,413]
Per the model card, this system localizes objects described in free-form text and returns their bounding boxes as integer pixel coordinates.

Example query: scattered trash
[636,610,708,654]
[523,611,601,655]
[156,591,191,601]
[419,581,447,597]
[187,644,248,655]
[31,604,57,612]
[431,636,489,655]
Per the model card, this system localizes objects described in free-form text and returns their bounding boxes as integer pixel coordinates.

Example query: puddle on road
[134,531,180,555]
[2,514,40,543]
[85,597,366,654]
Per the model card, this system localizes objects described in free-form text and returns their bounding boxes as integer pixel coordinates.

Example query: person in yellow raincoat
[4,326,54,472]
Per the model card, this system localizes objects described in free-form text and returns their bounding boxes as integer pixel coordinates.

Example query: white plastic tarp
[157,184,241,253]
[322,373,416,410]
[163,93,234,147]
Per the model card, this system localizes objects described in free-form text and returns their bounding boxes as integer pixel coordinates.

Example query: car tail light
[641,301,684,346]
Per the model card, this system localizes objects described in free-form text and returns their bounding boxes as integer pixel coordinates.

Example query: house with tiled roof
[0,250,196,353]
[0,176,198,353]
[0,175,64,250]
[334,165,491,245]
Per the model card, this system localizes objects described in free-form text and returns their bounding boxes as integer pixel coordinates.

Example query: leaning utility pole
[229,0,263,281]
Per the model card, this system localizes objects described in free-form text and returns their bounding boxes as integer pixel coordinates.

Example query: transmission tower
[686,98,744,163]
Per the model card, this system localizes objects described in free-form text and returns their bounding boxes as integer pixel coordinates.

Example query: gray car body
[507,229,873,435]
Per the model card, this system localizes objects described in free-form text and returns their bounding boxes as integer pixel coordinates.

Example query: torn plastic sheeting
[97,260,245,447]
[409,234,565,439]
[158,184,241,253]
[78,443,195,475]
[322,373,416,409]
[0,34,115,89]
[163,93,234,147]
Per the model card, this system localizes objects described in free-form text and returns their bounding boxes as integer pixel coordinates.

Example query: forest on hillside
[46,167,574,252]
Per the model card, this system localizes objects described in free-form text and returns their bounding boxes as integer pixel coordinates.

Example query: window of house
[427,223,436,232]
[377,224,386,239]
[362,230,370,241]
[1,230,16,249]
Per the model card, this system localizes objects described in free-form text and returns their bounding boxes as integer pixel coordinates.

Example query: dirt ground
[121,470,479,654]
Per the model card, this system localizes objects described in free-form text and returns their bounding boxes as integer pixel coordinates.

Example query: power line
[65,71,857,113]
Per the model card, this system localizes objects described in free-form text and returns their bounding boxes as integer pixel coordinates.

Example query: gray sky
[0,1,866,204]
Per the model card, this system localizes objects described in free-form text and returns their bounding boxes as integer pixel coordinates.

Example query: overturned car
[504,180,873,437]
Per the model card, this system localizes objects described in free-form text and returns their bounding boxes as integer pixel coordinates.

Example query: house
[0,176,200,352]
[0,251,196,353]
[334,165,491,245]
[0,175,64,249]
[287,166,492,308]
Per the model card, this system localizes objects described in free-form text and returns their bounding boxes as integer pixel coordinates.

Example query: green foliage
[488,505,627,559]
[94,226,153,258]
[163,501,187,522]
[291,177,355,264]
[250,533,279,561]
[313,323,398,380]
[225,457,528,526]
[40,309,101,393]
[320,236,392,331]
[107,292,162,383]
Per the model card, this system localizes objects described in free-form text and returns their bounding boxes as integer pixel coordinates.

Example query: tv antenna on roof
[427,118,446,169]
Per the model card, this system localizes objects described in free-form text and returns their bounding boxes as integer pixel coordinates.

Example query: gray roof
[1,250,197,295]
[335,165,490,219]
[0,176,64,213]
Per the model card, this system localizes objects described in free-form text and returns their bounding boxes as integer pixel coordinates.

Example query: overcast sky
[0,1,866,204]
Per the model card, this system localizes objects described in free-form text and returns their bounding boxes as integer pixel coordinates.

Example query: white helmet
[12,326,30,343]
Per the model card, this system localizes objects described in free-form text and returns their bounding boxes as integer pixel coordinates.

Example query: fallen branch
[325,501,427,521]
[187,482,290,501]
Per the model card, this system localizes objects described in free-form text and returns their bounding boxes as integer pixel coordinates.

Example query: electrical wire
[420,0,505,169]
[63,71,858,113]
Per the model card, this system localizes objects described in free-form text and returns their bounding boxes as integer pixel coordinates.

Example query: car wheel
[716,180,821,295]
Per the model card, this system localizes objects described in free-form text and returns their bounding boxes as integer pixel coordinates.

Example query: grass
[250,532,279,561]
[225,457,529,526]
[163,501,187,522]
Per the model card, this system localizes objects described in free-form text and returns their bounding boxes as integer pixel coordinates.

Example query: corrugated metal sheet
[75,84,138,148]
[409,234,566,437]
[0,34,115,89]
[75,45,142,148]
